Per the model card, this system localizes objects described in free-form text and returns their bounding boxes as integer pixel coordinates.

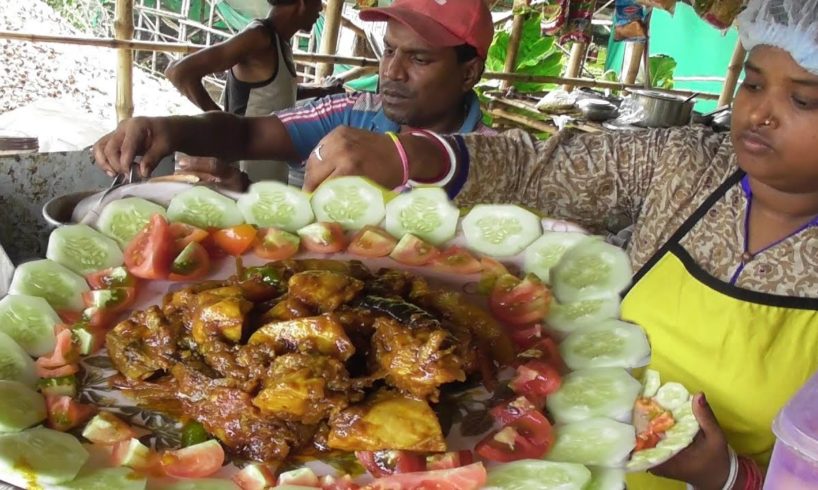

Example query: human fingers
[92,134,116,176]
[102,130,128,175]
[303,142,336,192]
[692,394,726,446]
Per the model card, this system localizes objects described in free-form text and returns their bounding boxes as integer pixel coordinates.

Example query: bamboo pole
[114,0,134,122]
[718,40,746,107]
[623,42,645,85]
[562,42,588,92]
[501,0,530,90]
[489,108,556,134]
[316,0,344,80]
[0,30,723,100]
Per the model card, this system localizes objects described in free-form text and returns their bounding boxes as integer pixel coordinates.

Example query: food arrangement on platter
[0,178,701,489]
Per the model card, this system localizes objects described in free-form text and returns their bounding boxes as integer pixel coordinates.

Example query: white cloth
[737,0,818,75]
[0,244,14,297]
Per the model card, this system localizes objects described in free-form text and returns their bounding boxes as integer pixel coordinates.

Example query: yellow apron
[620,171,818,489]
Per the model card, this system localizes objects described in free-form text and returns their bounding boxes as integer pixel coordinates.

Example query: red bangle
[406,129,452,183]
[738,456,763,489]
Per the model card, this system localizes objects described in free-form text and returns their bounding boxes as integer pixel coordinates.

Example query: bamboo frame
[501,0,529,90]
[718,40,746,107]
[316,0,345,80]
[623,43,645,85]
[114,0,134,122]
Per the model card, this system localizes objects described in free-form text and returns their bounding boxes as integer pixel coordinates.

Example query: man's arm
[296,83,346,100]
[165,26,274,111]
[93,112,300,177]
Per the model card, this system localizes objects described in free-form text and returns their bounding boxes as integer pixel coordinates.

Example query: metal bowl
[577,99,619,122]
[42,190,100,227]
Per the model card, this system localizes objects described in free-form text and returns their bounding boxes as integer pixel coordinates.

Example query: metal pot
[631,90,695,128]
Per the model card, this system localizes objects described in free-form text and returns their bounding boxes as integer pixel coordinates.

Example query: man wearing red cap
[93,0,496,190]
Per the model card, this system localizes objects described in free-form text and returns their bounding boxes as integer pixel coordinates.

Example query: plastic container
[764,372,818,489]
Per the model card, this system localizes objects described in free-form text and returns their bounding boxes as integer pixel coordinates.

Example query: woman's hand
[174,155,248,192]
[650,393,732,489]
[303,126,404,192]
[92,117,171,178]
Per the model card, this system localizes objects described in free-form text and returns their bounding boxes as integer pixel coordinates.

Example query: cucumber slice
[0,380,46,432]
[163,479,239,490]
[462,204,542,257]
[586,467,625,490]
[641,369,661,398]
[56,467,147,490]
[384,187,459,245]
[546,297,621,335]
[550,238,632,303]
[625,447,674,472]
[655,432,694,452]
[167,186,244,229]
[559,320,651,370]
[0,331,37,387]
[9,259,90,311]
[38,375,78,398]
[46,224,124,276]
[310,176,387,231]
[0,426,89,486]
[523,232,588,284]
[0,294,58,356]
[546,418,636,467]
[654,382,690,412]
[237,181,314,232]
[96,197,167,247]
[671,400,696,423]
[546,368,642,423]
[486,459,591,490]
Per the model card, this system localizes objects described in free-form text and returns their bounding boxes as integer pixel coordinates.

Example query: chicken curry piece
[106,260,513,465]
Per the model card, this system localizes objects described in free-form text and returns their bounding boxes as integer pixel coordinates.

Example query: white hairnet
[737,0,818,75]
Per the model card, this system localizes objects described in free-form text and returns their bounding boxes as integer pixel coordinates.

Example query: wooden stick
[562,42,588,92]
[316,0,344,80]
[501,0,529,90]
[114,0,134,122]
[488,108,556,134]
[718,40,746,107]
[340,15,366,39]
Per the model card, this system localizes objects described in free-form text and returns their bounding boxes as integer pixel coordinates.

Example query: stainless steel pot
[631,90,695,128]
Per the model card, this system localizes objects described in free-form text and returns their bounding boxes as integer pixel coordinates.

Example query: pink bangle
[386,131,409,191]
[407,129,452,183]
[738,456,763,489]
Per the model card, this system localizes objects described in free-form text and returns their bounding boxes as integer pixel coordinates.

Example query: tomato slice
[319,474,360,490]
[124,214,174,280]
[390,234,439,266]
[212,224,257,256]
[649,412,676,434]
[85,266,138,290]
[489,274,552,326]
[254,228,301,261]
[517,337,565,372]
[477,257,510,294]
[355,450,427,478]
[161,439,225,479]
[45,394,96,432]
[82,287,137,314]
[169,242,212,281]
[489,396,539,426]
[635,431,662,451]
[426,450,474,471]
[298,222,347,254]
[508,323,544,351]
[475,411,554,462]
[36,329,78,369]
[364,462,487,490]
[508,359,562,406]
[430,247,483,274]
[82,411,135,445]
[169,222,209,249]
[56,309,83,324]
[232,462,278,490]
[347,226,397,258]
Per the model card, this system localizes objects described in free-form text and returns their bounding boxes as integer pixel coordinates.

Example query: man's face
[732,46,818,193]
[378,21,481,129]
[296,0,322,32]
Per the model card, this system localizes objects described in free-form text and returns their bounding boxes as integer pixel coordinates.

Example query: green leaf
[649,55,677,90]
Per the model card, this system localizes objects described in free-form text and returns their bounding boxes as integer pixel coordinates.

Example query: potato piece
[249,314,355,361]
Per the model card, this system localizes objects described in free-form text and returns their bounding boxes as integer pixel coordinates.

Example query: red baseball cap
[359,0,494,59]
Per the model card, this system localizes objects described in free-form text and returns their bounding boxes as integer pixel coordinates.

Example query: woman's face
[732,46,818,194]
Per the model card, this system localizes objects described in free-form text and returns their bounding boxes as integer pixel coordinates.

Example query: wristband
[385,131,409,191]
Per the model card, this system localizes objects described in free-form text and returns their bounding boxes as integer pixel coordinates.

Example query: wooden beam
[719,40,746,107]
[562,42,588,92]
[489,107,556,134]
[501,0,530,90]
[623,42,645,85]
[316,0,344,80]
[114,0,134,122]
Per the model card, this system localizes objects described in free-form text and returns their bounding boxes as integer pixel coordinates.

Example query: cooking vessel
[631,90,695,128]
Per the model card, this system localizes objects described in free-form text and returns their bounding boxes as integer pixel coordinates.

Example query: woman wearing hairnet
[303,0,818,488]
